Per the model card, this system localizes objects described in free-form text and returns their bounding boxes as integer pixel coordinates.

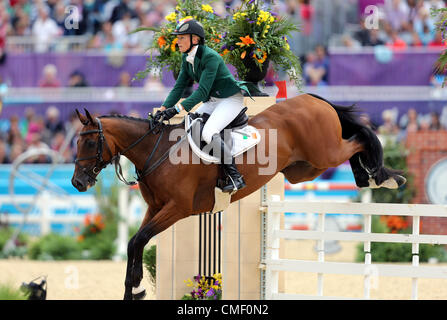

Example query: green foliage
[355,216,447,263]
[28,233,82,260]
[132,0,227,81]
[143,245,157,286]
[0,226,28,258]
[431,8,447,85]
[0,283,29,300]
[78,223,117,260]
[221,1,302,87]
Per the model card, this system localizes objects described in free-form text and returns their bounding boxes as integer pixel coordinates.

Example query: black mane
[98,114,151,123]
[98,113,184,129]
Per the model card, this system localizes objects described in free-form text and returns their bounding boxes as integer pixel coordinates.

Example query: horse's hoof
[394,175,407,187]
[132,286,146,300]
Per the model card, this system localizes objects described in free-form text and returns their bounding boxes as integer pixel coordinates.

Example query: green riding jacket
[162,45,252,112]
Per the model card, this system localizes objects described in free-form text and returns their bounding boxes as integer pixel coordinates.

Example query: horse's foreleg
[131,202,183,297]
[124,207,156,300]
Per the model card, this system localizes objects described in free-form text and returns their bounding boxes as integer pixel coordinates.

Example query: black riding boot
[212,134,246,193]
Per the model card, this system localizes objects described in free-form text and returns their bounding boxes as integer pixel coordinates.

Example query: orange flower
[171,38,178,51]
[252,49,267,63]
[241,50,247,59]
[220,49,230,56]
[77,235,84,242]
[84,214,91,226]
[236,35,255,47]
[158,36,167,48]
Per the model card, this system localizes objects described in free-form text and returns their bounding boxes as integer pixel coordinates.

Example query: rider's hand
[159,106,167,112]
[161,107,179,120]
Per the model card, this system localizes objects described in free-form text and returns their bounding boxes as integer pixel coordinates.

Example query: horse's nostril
[72,177,85,189]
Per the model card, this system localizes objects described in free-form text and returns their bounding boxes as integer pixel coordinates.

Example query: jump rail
[260,199,447,300]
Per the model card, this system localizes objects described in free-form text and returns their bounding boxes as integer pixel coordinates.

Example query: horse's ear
[84,108,95,124]
[76,109,89,125]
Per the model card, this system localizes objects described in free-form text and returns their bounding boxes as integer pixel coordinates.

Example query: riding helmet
[172,18,205,41]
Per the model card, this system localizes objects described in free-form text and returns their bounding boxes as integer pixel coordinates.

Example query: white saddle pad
[185,114,261,164]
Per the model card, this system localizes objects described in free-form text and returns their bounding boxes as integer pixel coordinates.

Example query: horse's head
[71,108,114,192]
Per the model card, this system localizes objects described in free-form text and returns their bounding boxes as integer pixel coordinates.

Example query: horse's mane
[98,114,184,129]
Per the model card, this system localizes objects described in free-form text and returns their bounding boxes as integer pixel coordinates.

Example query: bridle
[74,117,114,184]
[74,115,183,186]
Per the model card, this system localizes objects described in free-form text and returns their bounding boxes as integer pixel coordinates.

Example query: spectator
[109,0,135,24]
[39,64,61,88]
[0,5,9,65]
[32,5,62,52]
[9,143,23,163]
[68,70,89,87]
[112,11,140,49]
[406,108,420,132]
[341,34,362,49]
[367,29,385,46]
[354,18,371,46]
[51,131,72,163]
[117,71,132,87]
[7,115,23,147]
[384,0,409,32]
[429,112,443,130]
[378,109,399,135]
[44,106,65,143]
[303,51,327,86]
[88,21,120,51]
[314,45,329,83]
[413,6,435,45]
[428,30,446,47]
[0,139,9,164]
[26,132,50,163]
[386,30,408,49]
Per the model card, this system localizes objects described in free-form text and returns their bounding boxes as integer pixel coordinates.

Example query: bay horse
[71,93,405,300]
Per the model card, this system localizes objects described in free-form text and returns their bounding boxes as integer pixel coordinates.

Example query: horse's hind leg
[281,161,327,184]
[349,153,370,188]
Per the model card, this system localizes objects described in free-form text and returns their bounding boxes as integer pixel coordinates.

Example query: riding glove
[162,107,179,120]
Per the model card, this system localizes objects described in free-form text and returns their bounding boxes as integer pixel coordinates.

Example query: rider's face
[177,34,199,53]
[177,34,191,53]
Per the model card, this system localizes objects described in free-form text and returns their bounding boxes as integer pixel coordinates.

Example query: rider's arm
[161,61,190,109]
[176,54,218,112]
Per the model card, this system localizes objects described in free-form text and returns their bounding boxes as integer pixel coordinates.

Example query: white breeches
[195,92,245,144]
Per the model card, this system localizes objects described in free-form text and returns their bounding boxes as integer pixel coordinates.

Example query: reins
[74,115,191,186]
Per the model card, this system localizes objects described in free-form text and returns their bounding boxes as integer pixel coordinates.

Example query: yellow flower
[179,16,193,23]
[201,4,214,13]
[171,38,178,51]
[165,12,177,22]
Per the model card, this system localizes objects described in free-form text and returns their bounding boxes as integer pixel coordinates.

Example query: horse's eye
[87,140,96,148]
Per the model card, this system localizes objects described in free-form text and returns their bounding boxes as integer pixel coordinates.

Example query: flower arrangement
[431,7,447,85]
[75,213,105,242]
[182,273,222,300]
[220,0,302,87]
[132,0,226,81]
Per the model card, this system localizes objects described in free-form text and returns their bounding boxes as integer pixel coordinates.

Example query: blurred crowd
[0,105,142,164]
[302,0,447,86]
[372,106,447,144]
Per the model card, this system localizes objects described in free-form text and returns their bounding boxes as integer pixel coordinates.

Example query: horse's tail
[308,93,406,188]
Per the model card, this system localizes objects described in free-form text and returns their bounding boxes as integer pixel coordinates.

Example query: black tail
[308,93,403,188]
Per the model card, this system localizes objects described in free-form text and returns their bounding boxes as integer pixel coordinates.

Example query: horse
[71,93,406,300]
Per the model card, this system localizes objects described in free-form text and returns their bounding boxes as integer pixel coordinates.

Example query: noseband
[74,117,115,184]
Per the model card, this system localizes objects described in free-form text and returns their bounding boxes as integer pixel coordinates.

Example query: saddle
[185,108,261,213]
[185,107,261,164]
